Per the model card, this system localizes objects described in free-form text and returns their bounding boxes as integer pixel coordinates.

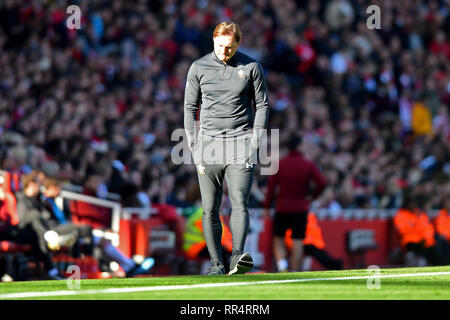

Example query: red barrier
[0,241,32,253]
[135,217,166,257]
[318,218,390,269]
[258,217,395,271]
[259,217,274,271]
[118,219,132,257]
[119,215,167,258]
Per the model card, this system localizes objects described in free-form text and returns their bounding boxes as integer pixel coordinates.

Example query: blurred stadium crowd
[0,0,449,215]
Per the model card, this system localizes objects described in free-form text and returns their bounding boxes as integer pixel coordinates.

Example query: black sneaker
[207,263,225,275]
[228,252,253,275]
[126,258,155,278]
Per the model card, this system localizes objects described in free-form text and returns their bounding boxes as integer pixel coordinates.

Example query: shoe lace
[207,263,224,274]
[230,254,240,268]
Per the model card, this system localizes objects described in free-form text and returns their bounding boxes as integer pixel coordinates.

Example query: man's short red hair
[213,21,242,44]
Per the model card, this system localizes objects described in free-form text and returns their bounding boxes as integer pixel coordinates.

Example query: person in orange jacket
[284,212,342,271]
[434,196,450,264]
[394,189,443,266]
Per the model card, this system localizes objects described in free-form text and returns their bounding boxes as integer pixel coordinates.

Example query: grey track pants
[193,133,256,265]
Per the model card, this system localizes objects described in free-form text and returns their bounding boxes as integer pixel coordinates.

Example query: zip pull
[222,64,233,79]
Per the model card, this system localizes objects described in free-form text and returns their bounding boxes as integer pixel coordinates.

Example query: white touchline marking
[1,271,450,299]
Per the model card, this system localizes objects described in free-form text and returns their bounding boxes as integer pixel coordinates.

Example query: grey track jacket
[184,51,269,150]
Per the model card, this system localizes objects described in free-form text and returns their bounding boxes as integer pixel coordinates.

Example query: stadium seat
[69,199,112,229]
[0,171,19,226]
[0,172,29,254]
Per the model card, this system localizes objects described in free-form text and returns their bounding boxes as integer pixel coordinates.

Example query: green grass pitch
[0,266,449,300]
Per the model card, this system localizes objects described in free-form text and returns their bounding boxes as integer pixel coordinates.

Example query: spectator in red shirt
[263,134,326,272]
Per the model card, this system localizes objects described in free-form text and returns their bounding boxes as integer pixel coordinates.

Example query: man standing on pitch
[184,22,269,275]
[263,135,327,272]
